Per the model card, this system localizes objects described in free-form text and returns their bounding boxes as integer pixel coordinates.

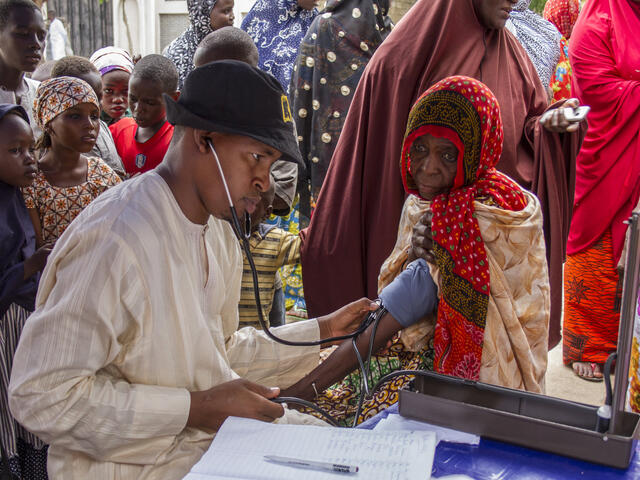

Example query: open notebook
[183,416,436,480]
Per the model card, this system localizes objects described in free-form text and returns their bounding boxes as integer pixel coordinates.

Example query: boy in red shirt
[110,54,179,176]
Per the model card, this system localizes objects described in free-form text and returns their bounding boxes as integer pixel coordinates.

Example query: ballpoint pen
[264,455,359,474]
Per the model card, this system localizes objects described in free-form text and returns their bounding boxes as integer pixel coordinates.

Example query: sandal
[572,362,604,382]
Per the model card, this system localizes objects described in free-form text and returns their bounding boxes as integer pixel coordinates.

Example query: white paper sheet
[373,414,480,446]
[183,416,436,480]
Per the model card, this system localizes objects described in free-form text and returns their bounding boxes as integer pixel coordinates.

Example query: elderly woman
[563,0,640,381]
[300,0,586,350]
[164,0,235,89]
[284,77,550,424]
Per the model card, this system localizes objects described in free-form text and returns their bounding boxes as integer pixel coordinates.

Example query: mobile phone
[539,105,590,125]
[563,106,590,122]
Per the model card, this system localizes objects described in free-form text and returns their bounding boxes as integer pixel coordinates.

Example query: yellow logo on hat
[281,95,293,123]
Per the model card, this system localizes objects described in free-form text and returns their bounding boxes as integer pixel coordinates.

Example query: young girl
[23,76,121,246]
[89,46,135,125]
[282,76,550,424]
[0,104,50,478]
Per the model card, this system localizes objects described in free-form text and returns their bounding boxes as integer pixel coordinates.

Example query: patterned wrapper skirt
[563,229,621,365]
[1,303,48,479]
[302,337,434,426]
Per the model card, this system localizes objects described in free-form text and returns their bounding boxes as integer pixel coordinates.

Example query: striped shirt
[8,172,320,479]
[239,224,301,328]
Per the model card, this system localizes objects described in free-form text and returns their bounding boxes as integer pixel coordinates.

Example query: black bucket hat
[164,60,303,167]
[0,104,29,124]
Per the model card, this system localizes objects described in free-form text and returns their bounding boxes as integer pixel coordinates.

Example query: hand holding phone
[539,99,587,133]
[563,106,590,122]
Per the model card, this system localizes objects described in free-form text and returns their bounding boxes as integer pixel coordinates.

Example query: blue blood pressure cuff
[378,258,438,328]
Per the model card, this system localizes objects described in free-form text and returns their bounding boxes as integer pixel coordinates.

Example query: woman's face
[0,6,46,73]
[48,103,100,154]
[473,0,517,30]
[410,133,459,200]
[101,69,130,120]
[210,0,235,30]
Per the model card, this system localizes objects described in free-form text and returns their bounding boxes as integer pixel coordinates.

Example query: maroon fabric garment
[300,0,583,347]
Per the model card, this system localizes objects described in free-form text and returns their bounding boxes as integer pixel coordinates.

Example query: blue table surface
[358,404,640,479]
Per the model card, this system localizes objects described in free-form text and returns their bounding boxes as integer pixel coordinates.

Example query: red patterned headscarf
[400,76,527,380]
[543,0,580,39]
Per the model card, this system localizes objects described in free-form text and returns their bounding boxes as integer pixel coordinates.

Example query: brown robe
[300,0,584,347]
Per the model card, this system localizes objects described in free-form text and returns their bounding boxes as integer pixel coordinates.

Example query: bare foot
[572,362,604,381]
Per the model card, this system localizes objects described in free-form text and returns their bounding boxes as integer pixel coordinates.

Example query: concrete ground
[545,342,609,406]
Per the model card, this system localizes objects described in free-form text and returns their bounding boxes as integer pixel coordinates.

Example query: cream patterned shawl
[378,191,550,393]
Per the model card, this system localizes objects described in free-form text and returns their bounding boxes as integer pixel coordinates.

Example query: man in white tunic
[8,60,376,479]
[44,8,71,60]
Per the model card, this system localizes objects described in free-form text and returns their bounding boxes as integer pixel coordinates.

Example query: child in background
[0,0,47,138]
[89,46,134,125]
[238,178,302,328]
[52,55,126,177]
[23,77,121,246]
[0,104,51,478]
[193,26,259,67]
[109,54,179,176]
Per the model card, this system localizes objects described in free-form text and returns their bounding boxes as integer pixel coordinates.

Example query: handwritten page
[183,416,436,480]
[374,414,480,446]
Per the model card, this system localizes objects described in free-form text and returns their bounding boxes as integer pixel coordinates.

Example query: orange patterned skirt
[563,230,621,365]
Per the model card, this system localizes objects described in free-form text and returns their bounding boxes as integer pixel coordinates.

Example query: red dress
[563,0,640,365]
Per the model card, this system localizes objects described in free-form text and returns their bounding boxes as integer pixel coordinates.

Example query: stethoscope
[206,137,381,347]
[207,137,396,426]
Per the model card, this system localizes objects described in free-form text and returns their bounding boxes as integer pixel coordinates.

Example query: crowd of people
[0,0,638,478]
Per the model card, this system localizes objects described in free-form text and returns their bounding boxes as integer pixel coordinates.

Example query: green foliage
[529,0,548,14]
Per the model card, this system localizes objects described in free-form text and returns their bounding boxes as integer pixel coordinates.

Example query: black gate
[48,0,114,58]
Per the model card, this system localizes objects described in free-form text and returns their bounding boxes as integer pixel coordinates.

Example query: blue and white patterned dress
[241,0,318,92]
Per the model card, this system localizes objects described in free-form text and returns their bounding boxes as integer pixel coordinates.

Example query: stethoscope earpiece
[206,138,250,241]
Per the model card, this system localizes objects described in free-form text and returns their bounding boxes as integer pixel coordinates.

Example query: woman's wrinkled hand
[410,211,435,263]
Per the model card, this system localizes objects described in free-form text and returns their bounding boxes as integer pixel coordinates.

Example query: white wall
[113,0,257,57]
[235,0,256,25]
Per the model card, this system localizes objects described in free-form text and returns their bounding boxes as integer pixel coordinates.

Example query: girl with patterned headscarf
[23,76,121,246]
[164,0,235,89]
[281,76,550,424]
